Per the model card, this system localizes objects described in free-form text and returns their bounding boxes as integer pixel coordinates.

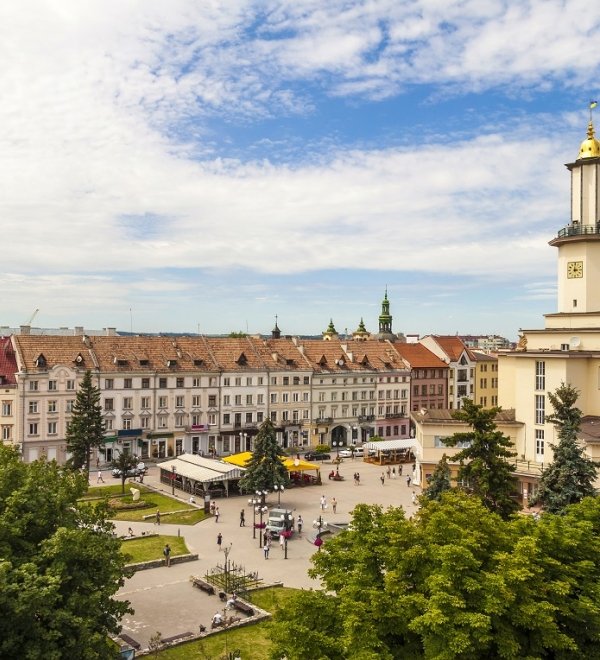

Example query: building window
[246,412,253,423]
[158,396,168,408]
[270,411,277,421]
[175,395,185,408]
[193,395,201,407]
[66,400,74,413]
[2,425,11,440]
[246,394,253,405]
[141,396,150,409]
[223,413,231,424]
[141,417,149,429]
[176,377,184,388]
[2,401,12,416]
[235,377,242,386]
[304,376,310,385]
[535,394,545,425]
[246,377,253,386]
[141,378,150,389]
[104,398,114,411]
[105,379,113,390]
[124,378,132,389]
[283,393,290,403]
[28,401,38,414]
[123,397,133,410]
[257,394,264,405]
[208,413,216,425]
[258,377,264,385]
[104,418,113,430]
[235,395,242,406]
[28,422,38,435]
[48,421,57,435]
[257,412,264,423]
[47,400,57,413]
[208,395,217,407]
[123,419,132,430]
[192,377,201,387]
[48,380,57,391]
[271,377,277,385]
[175,413,185,427]
[283,377,289,386]
[66,380,75,390]
[535,429,545,455]
[159,377,168,389]
[535,361,545,391]
[158,417,167,429]
[29,381,38,391]
[271,393,277,404]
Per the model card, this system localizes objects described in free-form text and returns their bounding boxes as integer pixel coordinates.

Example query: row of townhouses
[0,303,498,465]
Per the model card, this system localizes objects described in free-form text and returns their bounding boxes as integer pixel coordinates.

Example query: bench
[191,577,215,595]
[232,600,255,616]
[118,633,141,650]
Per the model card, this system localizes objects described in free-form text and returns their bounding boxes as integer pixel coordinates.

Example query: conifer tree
[65,370,105,474]
[533,383,598,513]
[423,453,452,502]
[239,418,289,497]
[444,399,518,519]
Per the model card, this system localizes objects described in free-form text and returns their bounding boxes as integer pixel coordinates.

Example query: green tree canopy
[65,370,105,473]
[270,493,600,659]
[423,453,452,502]
[443,399,518,519]
[239,419,289,497]
[111,449,140,494]
[0,445,131,659]
[532,383,598,513]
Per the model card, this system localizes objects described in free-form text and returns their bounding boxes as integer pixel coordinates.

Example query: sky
[1,1,599,341]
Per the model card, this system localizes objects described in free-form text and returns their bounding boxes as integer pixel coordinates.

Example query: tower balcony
[550,223,600,246]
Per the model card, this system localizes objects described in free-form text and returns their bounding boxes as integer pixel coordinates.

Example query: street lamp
[332,441,339,458]
[273,483,285,505]
[171,465,177,495]
[223,543,233,592]
[256,505,268,548]
[248,496,261,539]
[312,515,328,551]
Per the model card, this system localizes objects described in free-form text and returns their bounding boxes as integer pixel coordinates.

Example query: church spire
[378,287,393,336]
[271,315,281,339]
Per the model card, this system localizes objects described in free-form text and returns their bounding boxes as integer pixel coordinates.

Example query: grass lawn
[157,587,300,659]
[82,485,209,525]
[121,535,189,564]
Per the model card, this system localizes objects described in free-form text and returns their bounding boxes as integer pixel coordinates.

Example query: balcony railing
[512,459,545,476]
[358,415,375,422]
[315,417,333,425]
[556,223,600,239]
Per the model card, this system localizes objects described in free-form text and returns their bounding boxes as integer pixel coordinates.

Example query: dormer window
[114,357,128,367]
[35,354,47,368]
[193,359,203,367]
[167,359,177,368]
[139,359,149,367]
[318,355,328,366]
[74,353,84,365]
[236,353,247,365]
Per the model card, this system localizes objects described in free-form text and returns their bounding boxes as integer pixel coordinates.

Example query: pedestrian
[215,506,220,523]
[399,464,403,476]
[386,466,391,479]
[356,472,360,485]
[210,501,216,515]
[96,471,104,483]
[155,509,161,526]
[380,473,385,486]
[406,475,411,487]
[412,491,417,504]
[353,472,358,485]
[189,495,196,504]
[240,509,245,527]
[217,532,223,551]
[263,542,270,559]
[279,533,285,550]
[128,527,134,537]
[392,467,396,478]
[332,497,337,514]
[163,543,171,567]
[320,494,327,510]
[297,515,303,535]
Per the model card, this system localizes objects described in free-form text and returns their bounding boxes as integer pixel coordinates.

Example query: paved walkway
[99,459,419,648]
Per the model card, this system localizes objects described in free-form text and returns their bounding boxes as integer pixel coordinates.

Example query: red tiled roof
[392,343,447,369]
[0,337,18,385]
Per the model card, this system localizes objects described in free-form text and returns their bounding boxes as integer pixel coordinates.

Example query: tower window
[573,299,577,308]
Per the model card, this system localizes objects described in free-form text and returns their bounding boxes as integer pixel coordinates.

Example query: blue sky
[1,1,599,341]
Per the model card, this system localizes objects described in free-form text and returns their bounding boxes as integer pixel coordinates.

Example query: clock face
[567,261,584,279]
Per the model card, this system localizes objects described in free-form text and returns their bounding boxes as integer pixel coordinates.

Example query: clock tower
[550,120,600,315]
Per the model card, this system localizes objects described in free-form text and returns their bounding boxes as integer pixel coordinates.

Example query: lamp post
[312,515,328,551]
[171,465,177,495]
[248,496,260,539]
[257,505,268,548]
[273,483,285,505]
[332,441,339,459]
[223,543,232,592]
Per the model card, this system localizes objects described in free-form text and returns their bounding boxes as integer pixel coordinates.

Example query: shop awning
[222,452,319,473]
[157,455,245,484]
[365,439,416,451]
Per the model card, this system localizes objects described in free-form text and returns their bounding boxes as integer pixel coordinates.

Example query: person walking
[386,466,391,479]
[320,495,327,511]
[263,542,270,559]
[217,532,223,551]
[332,497,337,514]
[406,475,411,487]
[412,491,417,504]
[163,543,171,567]
[297,515,303,536]
[399,464,403,476]
[279,533,285,550]
[155,509,161,526]
[380,473,385,486]
[240,509,245,527]
[96,471,104,484]
[215,506,220,523]
[392,467,396,478]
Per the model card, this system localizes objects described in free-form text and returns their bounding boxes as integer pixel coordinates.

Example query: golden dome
[578,122,600,159]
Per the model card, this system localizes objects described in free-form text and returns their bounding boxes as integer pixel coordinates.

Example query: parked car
[303,451,331,462]
[112,466,142,478]
[338,448,354,458]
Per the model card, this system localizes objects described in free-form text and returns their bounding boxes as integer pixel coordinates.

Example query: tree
[0,445,131,659]
[443,399,518,519]
[423,453,452,502]
[532,383,598,513]
[111,449,140,494]
[270,493,600,659]
[239,419,289,498]
[65,370,105,474]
